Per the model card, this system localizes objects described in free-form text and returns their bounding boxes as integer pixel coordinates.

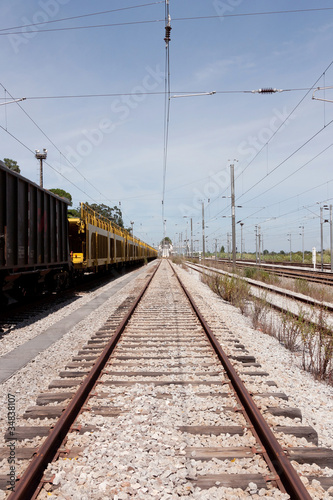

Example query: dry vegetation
[201,270,333,385]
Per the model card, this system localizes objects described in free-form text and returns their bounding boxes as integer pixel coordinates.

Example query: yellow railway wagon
[69,203,157,271]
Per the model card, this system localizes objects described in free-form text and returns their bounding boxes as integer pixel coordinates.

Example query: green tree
[89,203,124,228]
[3,158,20,173]
[49,188,72,205]
[220,245,225,253]
[161,236,172,246]
[68,208,80,218]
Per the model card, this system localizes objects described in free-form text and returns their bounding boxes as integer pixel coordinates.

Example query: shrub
[202,273,250,314]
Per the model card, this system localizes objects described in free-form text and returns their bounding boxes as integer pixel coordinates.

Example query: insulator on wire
[252,88,282,94]
[164,25,172,45]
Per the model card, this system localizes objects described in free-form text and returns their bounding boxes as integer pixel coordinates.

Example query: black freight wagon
[0,161,70,302]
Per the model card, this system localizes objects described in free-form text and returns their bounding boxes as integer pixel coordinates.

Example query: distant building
[159,242,172,258]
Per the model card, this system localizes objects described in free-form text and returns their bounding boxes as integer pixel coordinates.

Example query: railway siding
[187,261,333,329]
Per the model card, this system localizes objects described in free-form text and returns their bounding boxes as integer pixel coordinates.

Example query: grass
[200,266,333,384]
[201,272,250,315]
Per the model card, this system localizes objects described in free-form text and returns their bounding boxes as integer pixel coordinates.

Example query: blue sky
[1,0,333,253]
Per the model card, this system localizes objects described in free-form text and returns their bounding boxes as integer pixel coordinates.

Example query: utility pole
[287,233,292,262]
[321,206,323,271]
[258,226,261,266]
[299,226,304,263]
[35,149,47,188]
[320,205,329,271]
[240,222,244,259]
[230,163,236,272]
[215,239,217,261]
[255,226,258,264]
[227,233,231,261]
[202,202,205,260]
[330,205,333,273]
[190,218,193,257]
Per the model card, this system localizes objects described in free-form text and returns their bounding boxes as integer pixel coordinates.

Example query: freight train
[0,161,157,304]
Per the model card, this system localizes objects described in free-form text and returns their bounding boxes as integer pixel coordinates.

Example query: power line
[1,8,333,35]
[244,142,333,205]
[0,87,315,100]
[0,123,95,200]
[239,118,333,202]
[0,2,163,32]
[0,82,121,208]
[0,83,107,199]
[236,59,333,185]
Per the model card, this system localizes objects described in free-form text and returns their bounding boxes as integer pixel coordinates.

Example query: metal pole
[321,206,324,271]
[202,202,205,260]
[302,226,304,263]
[255,226,258,264]
[190,218,193,258]
[230,164,236,272]
[330,205,333,273]
[240,223,244,259]
[39,158,43,188]
[258,226,261,265]
[215,239,217,261]
[227,233,231,261]
[35,149,47,188]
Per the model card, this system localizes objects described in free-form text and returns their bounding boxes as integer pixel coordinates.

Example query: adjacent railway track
[2,259,333,499]
[214,259,333,287]
[186,261,333,314]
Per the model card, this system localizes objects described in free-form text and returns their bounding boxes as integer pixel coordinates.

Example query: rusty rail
[170,260,312,500]
[9,261,161,500]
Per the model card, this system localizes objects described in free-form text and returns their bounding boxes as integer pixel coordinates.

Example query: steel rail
[8,261,161,500]
[170,261,312,500]
[186,261,333,312]
[186,262,333,342]
[215,258,333,285]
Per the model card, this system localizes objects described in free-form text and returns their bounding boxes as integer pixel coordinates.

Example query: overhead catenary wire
[235,59,333,185]
[1,8,333,35]
[200,59,333,226]
[0,82,119,208]
[0,2,164,32]
[0,123,95,201]
[0,88,315,100]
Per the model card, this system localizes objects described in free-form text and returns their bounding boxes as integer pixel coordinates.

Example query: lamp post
[35,149,47,188]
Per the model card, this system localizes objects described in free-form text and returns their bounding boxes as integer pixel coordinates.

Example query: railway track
[185,261,333,321]
[214,259,333,287]
[1,259,333,499]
